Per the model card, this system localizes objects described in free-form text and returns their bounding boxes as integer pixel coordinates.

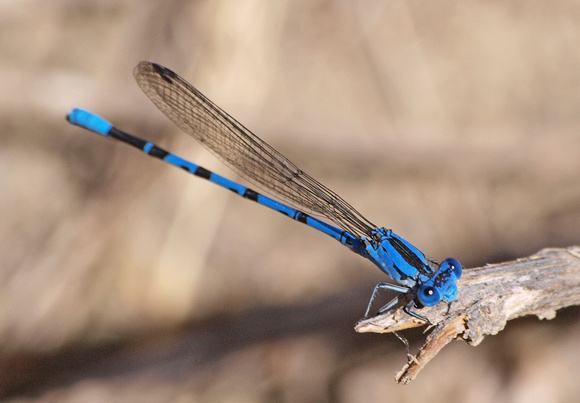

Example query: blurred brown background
[1,0,579,401]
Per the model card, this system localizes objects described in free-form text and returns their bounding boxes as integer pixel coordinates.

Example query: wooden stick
[354,246,580,384]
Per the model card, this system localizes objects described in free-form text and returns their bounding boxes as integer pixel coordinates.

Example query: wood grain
[355,246,580,383]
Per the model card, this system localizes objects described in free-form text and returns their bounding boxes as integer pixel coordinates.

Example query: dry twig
[355,246,580,384]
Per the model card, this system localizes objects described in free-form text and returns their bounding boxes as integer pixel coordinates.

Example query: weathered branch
[354,246,580,384]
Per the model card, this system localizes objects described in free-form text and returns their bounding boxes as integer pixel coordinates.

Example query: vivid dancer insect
[67,61,462,323]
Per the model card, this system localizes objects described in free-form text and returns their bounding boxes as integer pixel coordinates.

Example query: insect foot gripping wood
[355,246,580,383]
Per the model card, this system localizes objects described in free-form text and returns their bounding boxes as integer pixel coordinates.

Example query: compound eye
[442,257,462,279]
[418,285,441,307]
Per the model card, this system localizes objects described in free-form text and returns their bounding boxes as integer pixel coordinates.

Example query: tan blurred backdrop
[1,0,579,401]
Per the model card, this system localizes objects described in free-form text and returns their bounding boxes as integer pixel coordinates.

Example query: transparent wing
[134,61,375,237]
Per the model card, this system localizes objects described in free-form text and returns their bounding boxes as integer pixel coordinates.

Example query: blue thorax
[363,228,462,307]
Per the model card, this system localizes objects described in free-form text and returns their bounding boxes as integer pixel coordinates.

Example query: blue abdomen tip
[67,108,113,135]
